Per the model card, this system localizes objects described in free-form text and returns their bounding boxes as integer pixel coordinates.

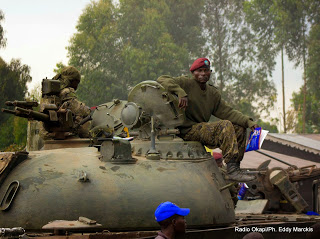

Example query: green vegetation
[291,22,320,133]
[0,57,32,151]
[0,10,6,48]
[67,0,204,106]
[244,0,320,132]
[0,10,32,151]
[203,0,277,121]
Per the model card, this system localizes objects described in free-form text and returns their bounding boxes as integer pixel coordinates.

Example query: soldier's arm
[156,75,188,98]
[60,88,77,102]
[213,96,257,129]
[157,75,189,109]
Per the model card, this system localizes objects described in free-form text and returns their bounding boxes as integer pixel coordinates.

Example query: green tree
[0,57,32,150]
[273,0,310,133]
[285,107,298,133]
[244,0,320,133]
[291,22,320,133]
[244,0,289,132]
[68,0,129,106]
[0,58,32,123]
[67,0,204,106]
[203,0,277,121]
[291,88,320,133]
[118,0,193,86]
[68,0,120,106]
[306,24,320,99]
[257,119,279,133]
[0,9,6,49]
[13,117,28,146]
[260,0,320,133]
[53,61,67,74]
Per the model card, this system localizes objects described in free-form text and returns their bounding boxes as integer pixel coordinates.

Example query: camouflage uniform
[157,60,257,181]
[56,67,91,138]
[183,120,246,163]
[40,66,90,139]
[59,88,91,138]
[157,75,256,163]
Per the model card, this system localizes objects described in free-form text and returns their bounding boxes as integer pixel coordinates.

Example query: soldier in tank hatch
[39,66,91,139]
[157,58,259,182]
[154,201,190,239]
[53,66,91,138]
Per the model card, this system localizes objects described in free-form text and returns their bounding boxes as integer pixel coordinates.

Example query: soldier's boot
[226,161,256,182]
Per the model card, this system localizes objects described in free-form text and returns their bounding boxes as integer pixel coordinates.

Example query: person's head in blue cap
[154,201,190,239]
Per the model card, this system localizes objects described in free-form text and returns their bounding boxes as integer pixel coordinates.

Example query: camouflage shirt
[59,87,90,125]
[59,87,77,102]
[157,75,256,135]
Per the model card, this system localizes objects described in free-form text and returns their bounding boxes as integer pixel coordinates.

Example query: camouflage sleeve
[156,75,188,98]
[60,88,77,102]
[60,97,90,125]
[69,99,90,118]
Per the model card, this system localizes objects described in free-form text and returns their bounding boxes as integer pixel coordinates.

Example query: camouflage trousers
[183,120,247,163]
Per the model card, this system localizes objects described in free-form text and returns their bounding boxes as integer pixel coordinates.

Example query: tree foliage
[0,58,32,123]
[243,0,290,132]
[203,0,277,120]
[266,0,320,133]
[291,22,320,133]
[244,0,320,133]
[68,0,205,106]
[257,119,279,133]
[0,56,32,150]
[306,23,320,102]
[291,88,320,133]
[0,9,6,49]
[53,61,67,74]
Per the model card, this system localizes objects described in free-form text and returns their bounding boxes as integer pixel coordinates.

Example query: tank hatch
[121,81,210,160]
[122,81,184,140]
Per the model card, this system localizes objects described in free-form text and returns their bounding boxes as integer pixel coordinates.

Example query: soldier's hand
[250,124,259,131]
[179,96,188,110]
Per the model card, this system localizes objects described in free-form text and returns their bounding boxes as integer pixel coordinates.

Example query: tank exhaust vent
[0,180,19,211]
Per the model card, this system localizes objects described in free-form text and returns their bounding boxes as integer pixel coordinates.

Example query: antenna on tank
[146,115,160,160]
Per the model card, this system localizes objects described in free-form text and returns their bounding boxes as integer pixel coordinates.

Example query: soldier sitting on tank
[53,66,91,138]
[154,201,190,239]
[157,58,259,182]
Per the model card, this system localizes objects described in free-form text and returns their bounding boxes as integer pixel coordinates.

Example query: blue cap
[306,211,320,216]
[155,201,190,222]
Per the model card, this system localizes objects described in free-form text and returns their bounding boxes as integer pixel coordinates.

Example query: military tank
[1,80,320,239]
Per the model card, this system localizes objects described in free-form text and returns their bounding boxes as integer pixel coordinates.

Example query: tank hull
[0,146,235,230]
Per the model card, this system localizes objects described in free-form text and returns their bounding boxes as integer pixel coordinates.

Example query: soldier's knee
[220,120,233,129]
[233,124,246,134]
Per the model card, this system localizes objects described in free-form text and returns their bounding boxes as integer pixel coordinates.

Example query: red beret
[190,58,210,72]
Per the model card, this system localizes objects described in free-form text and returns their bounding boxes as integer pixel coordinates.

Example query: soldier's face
[192,67,211,84]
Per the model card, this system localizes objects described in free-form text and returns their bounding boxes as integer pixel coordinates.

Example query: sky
[0,0,92,88]
[0,0,304,131]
